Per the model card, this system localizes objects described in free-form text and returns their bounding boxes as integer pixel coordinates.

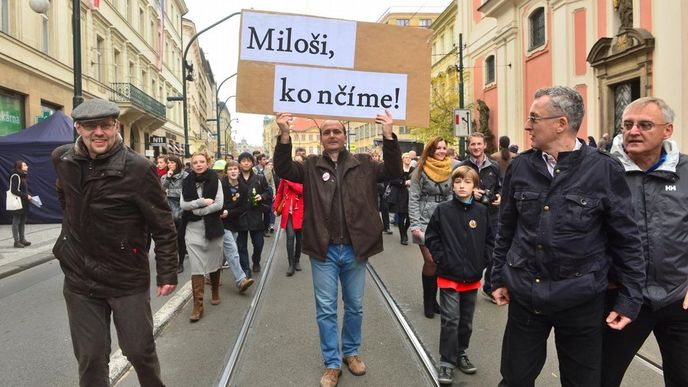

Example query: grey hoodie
[610,135,688,310]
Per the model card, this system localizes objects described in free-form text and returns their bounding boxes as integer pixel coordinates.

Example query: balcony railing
[110,83,166,120]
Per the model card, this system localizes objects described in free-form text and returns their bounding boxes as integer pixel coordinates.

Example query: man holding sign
[274,110,402,387]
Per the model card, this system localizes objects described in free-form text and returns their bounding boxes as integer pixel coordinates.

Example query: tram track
[216,227,283,386]
[214,228,661,386]
[216,227,439,386]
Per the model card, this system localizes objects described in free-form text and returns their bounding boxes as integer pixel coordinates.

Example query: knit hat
[237,152,254,164]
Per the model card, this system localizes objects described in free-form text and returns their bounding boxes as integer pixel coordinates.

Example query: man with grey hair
[602,97,688,387]
[491,86,645,386]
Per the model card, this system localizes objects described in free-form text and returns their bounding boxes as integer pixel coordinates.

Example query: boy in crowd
[424,165,493,385]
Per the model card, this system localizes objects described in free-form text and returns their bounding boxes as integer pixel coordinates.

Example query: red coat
[273,179,303,230]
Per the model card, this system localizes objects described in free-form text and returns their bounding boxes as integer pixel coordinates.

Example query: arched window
[529,7,546,50]
[485,55,496,85]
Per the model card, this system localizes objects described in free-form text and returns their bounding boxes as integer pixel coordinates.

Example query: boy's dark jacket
[425,196,493,283]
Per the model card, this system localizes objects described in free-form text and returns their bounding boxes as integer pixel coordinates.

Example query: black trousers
[63,284,164,387]
[285,215,302,261]
[602,292,688,387]
[498,294,605,387]
[236,230,264,271]
[439,288,477,367]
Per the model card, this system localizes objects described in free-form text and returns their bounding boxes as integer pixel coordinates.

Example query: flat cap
[72,99,120,121]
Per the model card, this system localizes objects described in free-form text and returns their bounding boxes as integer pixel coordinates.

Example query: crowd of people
[7,89,683,387]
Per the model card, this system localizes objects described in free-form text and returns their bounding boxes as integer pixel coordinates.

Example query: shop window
[0,89,25,136]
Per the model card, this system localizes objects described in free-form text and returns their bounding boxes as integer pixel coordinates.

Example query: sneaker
[263,230,271,238]
[238,277,255,293]
[458,354,477,374]
[222,261,230,269]
[13,241,25,248]
[437,366,454,384]
[20,240,31,246]
[383,229,393,235]
[320,368,342,387]
[343,355,366,376]
[481,289,497,304]
[252,263,261,273]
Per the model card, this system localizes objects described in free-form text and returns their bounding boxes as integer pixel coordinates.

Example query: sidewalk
[0,223,62,279]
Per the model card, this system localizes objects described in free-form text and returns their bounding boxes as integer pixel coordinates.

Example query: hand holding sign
[375,109,394,140]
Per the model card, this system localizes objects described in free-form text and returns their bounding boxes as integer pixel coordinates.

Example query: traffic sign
[454,108,471,137]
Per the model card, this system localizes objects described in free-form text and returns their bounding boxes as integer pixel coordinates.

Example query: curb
[0,254,55,280]
[109,280,193,385]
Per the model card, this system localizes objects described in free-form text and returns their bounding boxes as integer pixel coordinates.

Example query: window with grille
[529,7,545,50]
[485,55,495,84]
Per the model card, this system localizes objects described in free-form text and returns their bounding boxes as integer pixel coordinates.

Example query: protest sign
[236,10,431,127]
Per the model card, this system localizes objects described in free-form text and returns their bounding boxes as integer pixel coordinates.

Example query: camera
[479,188,495,205]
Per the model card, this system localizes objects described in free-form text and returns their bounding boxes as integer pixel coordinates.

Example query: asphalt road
[0,227,666,386]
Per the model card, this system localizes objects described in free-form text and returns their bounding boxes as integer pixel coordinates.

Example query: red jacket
[273,179,303,230]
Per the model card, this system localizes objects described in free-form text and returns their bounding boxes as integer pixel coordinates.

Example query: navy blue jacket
[491,142,645,318]
[425,196,493,283]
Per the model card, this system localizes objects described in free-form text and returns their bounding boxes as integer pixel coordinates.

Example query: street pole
[182,12,241,157]
[215,74,237,158]
[458,33,466,158]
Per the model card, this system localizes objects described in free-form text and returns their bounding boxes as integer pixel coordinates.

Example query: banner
[236,10,431,127]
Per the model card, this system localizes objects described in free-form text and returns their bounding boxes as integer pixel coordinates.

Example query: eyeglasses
[80,121,117,131]
[621,120,669,131]
[527,114,562,123]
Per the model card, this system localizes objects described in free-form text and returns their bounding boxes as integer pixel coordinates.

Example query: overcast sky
[184,0,451,147]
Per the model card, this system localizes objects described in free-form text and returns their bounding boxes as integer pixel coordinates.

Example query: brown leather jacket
[51,139,178,298]
[274,135,402,261]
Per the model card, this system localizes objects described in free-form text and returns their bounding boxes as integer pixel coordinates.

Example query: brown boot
[210,270,221,305]
[190,275,205,322]
[319,368,342,387]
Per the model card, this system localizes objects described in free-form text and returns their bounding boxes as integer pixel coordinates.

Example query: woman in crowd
[273,155,305,277]
[372,149,393,234]
[388,152,414,245]
[235,152,272,278]
[161,155,188,273]
[219,160,255,293]
[180,152,225,322]
[409,137,460,319]
[8,160,32,248]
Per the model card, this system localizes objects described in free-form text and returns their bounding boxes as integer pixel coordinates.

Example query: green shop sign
[0,94,23,136]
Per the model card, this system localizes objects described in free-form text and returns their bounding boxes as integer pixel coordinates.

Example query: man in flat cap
[51,99,178,387]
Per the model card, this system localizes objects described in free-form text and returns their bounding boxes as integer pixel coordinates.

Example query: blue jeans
[310,244,366,369]
[222,230,247,287]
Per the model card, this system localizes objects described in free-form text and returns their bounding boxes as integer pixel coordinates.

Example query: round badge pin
[469,220,477,229]
[322,172,331,181]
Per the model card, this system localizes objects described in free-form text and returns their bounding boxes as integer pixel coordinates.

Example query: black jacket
[235,171,272,231]
[425,196,493,283]
[460,157,501,224]
[51,140,178,298]
[221,177,244,232]
[611,138,688,310]
[491,142,645,318]
[8,171,30,215]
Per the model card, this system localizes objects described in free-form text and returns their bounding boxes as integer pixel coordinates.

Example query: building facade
[466,0,688,150]
[1,0,190,157]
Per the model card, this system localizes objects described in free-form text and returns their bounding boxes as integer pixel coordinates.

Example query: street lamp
[31,0,82,140]
[214,73,237,158]
[182,12,241,157]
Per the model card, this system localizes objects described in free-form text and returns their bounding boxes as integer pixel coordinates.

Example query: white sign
[454,108,471,137]
[240,11,357,68]
[273,65,407,119]
[145,149,155,157]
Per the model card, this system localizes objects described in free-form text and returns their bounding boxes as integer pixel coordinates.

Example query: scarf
[182,169,224,240]
[423,157,452,183]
